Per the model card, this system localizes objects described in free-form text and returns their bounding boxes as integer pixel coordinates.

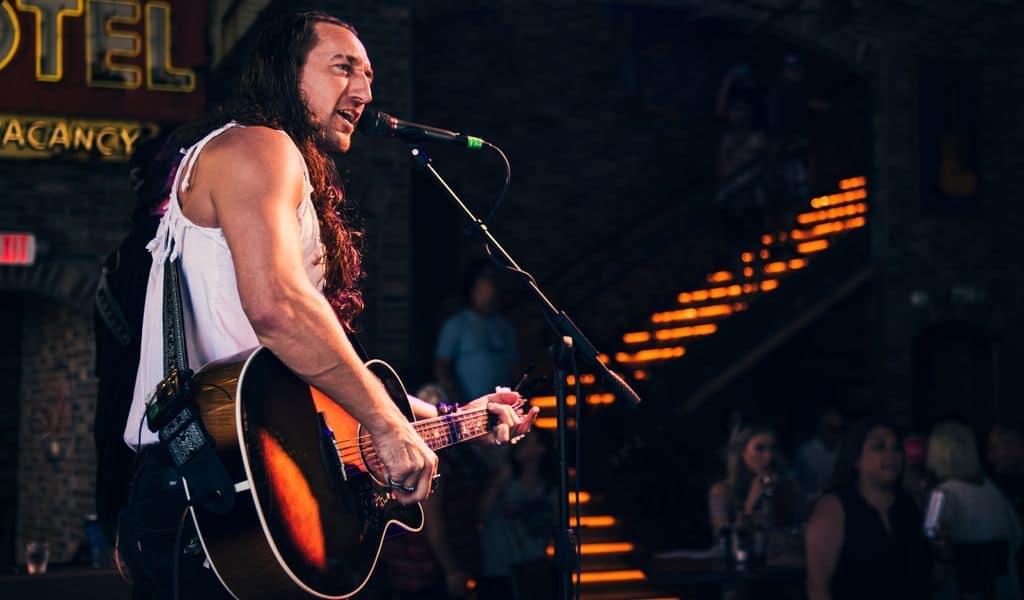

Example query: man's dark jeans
[118,451,231,600]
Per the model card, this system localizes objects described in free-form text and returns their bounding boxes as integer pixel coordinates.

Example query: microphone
[357,109,486,150]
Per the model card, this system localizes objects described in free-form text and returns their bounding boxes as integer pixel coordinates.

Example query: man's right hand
[371,420,438,504]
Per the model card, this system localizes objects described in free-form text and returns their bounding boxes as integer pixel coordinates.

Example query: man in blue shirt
[435,263,519,405]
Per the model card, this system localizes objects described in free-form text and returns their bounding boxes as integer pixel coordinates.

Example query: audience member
[715,63,764,126]
[717,98,768,189]
[805,418,931,600]
[478,431,558,600]
[990,422,1024,518]
[716,83,769,243]
[928,421,1022,599]
[435,261,519,406]
[793,407,845,501]
[715,63,766,185]
[765,52,828,217]
[709,424,801,538]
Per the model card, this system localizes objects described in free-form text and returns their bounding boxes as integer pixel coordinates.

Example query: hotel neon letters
[0,0,194,92]
[0,113,157,160]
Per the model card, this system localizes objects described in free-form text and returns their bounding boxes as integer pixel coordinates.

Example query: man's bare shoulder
[203,125,297,161]
[202,125,303,185]
[190,126,306,214]
[193,126,305,214]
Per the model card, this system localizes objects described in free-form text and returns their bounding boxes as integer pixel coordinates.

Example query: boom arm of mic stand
[407,146,641,409]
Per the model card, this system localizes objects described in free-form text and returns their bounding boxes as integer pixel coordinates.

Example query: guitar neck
[351,407,496,474]
[411,408,491,452]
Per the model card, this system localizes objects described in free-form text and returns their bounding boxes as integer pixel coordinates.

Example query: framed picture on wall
[918,60,981,215]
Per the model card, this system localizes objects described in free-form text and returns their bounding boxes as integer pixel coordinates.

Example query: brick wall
[15,295,98,564]
[0,160,134,260]
[0,157,133,565]
[870,53,1024,426]
[0,159,134,311]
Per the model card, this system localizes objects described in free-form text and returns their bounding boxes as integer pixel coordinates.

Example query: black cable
[131,396,151,474]
[476,141,513,267]
[172,503,189,600]
[482,141,512,224]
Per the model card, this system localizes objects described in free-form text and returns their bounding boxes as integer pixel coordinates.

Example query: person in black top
[805,418,932,600]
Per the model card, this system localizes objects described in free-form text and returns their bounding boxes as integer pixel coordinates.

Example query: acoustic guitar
[185,346,508,598]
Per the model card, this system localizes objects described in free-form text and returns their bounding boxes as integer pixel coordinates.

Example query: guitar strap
[162,256,190,376]
[146,257,236,514]
[347,330,370,363]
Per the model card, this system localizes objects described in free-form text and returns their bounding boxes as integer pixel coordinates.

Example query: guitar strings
[331,407,489,450]
[336,428,496,471]
[335,428,496,470]
[332,409,491,457]
[331,401,529,471]
[332,410,499,466]
[331,399,525,453]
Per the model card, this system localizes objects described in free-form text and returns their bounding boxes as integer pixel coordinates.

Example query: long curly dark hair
[182,11,365,327]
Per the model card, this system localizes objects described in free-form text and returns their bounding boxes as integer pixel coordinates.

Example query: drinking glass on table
[25,541,50,575]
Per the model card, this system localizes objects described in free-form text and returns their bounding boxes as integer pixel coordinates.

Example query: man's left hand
[463,390,539,445]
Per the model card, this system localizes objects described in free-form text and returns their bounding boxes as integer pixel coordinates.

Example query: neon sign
[0,0,195,92]
[0,113,157,160]
[0,232,36,265]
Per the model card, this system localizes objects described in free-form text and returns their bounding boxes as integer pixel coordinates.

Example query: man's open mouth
[336,109,358,124]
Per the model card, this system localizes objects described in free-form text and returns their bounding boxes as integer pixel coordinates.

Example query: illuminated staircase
[553,490,677,600]
[612,176,870,408]
[528,176,869,598]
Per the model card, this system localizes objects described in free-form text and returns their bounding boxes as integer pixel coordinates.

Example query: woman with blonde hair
[928,421,1022,599]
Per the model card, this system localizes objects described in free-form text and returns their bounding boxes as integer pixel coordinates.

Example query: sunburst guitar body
[185,346,495,598]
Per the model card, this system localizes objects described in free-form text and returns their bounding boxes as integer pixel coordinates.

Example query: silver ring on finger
[387,475,416,494]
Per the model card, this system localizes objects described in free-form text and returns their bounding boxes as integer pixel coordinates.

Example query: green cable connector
[466,136,484,150]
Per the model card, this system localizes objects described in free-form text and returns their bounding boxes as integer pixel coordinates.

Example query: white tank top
[123,122,325,449]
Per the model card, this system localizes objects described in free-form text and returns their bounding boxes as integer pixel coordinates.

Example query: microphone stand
[408,145,642,600]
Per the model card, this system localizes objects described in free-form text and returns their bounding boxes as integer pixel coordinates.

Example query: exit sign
[0,232,36,266]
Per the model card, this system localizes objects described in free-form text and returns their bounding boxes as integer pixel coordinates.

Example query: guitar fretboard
[413,408,491,451]
[354,408,492,473]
